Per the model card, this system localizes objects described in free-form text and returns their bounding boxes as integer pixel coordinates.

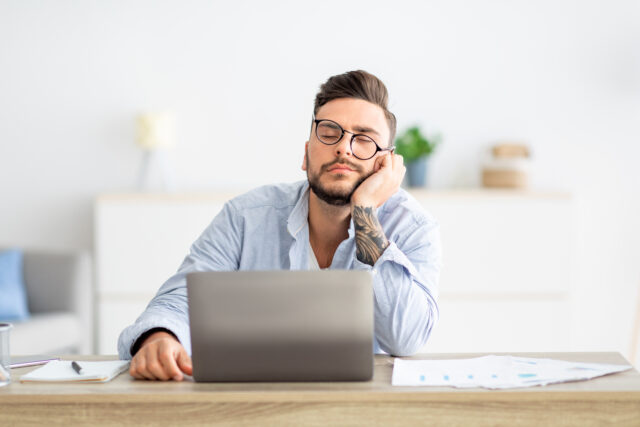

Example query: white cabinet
[95,190,573,355]
[95,194,232,354]
[415,190,573,353]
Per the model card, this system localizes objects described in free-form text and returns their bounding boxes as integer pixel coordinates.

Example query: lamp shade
[136,112,176,150]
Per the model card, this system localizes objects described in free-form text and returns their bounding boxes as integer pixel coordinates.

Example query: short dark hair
[314,70,396,147]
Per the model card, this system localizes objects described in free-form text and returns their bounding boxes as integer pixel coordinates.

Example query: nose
[334,133,353,157]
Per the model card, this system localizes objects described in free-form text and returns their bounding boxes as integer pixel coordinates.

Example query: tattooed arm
[352,205,390,265]
[351,199,441,357]
[350,154,440,356]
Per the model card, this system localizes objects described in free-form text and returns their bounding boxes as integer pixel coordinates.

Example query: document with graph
[391,355,632,389]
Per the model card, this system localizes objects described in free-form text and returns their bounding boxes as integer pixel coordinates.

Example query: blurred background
[1,1,639,361]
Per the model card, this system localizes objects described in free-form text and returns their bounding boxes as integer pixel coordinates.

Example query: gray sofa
[4,249,93,355]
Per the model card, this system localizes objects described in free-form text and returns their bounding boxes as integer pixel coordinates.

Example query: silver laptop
[187,270,373,382]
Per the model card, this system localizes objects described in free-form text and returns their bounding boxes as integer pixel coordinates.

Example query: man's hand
[351,152,405,208]
[129,331,193,381]
[350,153,405,266]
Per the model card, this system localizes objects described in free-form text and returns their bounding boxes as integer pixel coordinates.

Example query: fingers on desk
[130,340,185,381]
[146,347,174,381]
[130,350,159,381]
[177,349,193,376]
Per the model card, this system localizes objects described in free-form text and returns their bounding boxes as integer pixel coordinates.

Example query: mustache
[321,159,363,173]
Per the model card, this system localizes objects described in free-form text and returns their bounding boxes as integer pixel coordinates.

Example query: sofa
[2,249,93,355]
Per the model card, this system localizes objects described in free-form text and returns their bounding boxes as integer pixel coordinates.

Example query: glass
[0,323,12,387]
[313,119,394,160]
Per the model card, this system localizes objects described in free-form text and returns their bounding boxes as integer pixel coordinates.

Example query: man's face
[302,98,391,206]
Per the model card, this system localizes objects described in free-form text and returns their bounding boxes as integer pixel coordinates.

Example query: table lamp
[136,112,176,191]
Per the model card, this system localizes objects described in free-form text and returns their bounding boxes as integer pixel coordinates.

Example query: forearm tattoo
[353,205,390,266]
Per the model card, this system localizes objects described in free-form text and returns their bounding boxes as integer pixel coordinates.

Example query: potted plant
[394,126,440,187]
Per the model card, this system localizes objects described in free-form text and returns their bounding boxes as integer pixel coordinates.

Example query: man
[119,70,442,381]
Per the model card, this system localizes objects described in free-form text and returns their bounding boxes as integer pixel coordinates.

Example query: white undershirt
[308,239,325,270]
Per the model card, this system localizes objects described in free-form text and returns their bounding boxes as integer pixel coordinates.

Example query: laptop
[187,270,373,382]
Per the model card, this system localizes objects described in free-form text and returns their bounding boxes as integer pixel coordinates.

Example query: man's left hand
[351,153,406,209]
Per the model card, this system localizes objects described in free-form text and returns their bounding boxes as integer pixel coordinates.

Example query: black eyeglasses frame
[312,118,394,160]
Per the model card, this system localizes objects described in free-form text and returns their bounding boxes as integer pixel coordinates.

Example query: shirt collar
[287,181,310,238]
[287,180,384,239]
[347,216,356,238]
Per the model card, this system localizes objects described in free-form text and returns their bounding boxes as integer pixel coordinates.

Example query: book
[20,360,129,383]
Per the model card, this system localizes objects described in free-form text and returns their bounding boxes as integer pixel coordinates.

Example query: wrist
[143,331,177,345]
[131,328,178,355]
[351,195,376,209]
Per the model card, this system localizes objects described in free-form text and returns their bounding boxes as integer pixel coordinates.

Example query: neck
[307,190,351,260]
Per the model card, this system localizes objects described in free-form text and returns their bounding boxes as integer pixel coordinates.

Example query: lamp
[136,112,176,191]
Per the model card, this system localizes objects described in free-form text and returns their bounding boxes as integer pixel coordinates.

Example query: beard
[306,156,374,206]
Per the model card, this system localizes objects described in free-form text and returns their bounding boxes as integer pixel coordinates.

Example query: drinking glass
[0,323,13,386]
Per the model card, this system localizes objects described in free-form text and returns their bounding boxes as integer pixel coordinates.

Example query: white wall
[1,0,639,356]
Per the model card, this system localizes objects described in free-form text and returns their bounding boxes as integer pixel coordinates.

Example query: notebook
[20,360,129,383]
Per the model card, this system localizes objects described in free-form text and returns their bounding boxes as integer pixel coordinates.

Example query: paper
[391,355,632,389]
[20,360,129,383]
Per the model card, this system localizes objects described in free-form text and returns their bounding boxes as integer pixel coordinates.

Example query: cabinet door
[95,197,228,354]
[423,297,572,353]
[99,297,154,354]
[96,199,226,295]
[412,192,573,352]
[417,194,573,294]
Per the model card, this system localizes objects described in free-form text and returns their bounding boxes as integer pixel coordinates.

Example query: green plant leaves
[394,126,440,162]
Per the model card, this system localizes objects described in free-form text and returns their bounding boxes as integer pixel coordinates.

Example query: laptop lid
[187,270,373,382]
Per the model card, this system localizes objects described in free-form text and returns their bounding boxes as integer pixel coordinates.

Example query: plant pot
[406,156,428,187]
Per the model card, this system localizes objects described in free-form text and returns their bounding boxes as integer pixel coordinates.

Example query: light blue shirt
[118,180,441,359]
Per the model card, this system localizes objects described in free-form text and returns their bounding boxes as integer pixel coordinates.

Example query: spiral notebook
[20,360,129,383]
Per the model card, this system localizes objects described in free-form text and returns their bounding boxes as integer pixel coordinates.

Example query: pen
[71,361,83,374]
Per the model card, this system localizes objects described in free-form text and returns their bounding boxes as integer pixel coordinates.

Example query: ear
[302,141,309,171]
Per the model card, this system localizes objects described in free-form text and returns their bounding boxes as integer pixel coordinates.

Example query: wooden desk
[2,352,639,426]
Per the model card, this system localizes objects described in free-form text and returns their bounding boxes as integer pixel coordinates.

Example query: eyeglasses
[313,119,394,160]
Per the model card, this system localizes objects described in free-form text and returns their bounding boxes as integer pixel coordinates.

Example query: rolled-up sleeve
[117,202,243,359]
[353,218,441,356]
